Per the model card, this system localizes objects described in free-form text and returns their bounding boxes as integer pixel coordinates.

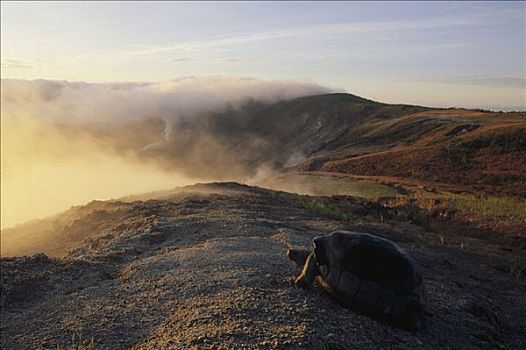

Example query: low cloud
[1,76,334,227]
[2,76,330,123]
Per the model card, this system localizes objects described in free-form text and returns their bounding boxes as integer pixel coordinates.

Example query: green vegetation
[298,197,355,221]
[296,194,387,223]
[270,172,526,224]
[385,191,526,236]
[384,202,430,226]
[265,174,403,199]
[414,191,526,224]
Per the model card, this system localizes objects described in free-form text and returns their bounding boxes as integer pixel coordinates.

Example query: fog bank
[1,77,333,228]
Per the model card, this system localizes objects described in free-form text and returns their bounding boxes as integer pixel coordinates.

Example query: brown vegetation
[320,112,526,196]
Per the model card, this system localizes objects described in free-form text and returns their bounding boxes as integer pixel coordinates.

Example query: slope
[1,183,525,349]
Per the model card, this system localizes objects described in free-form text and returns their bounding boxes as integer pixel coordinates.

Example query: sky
[1,1,525,110]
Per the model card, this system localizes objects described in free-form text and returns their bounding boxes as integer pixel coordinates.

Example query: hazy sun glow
[0,114,192,228]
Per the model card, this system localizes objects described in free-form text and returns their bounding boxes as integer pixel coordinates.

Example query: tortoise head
[287,248,311,266]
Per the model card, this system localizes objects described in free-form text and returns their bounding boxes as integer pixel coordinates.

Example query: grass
[264,174,403,199]
[266,172,526,225]
[413,191,526,224]
[384,201,431,226]
[298,197,355,221]
[380,190,526,258]
[264,172,525,249]
[296,194,388,223]
[36,331,96,350]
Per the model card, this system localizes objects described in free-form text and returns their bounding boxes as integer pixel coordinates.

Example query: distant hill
[200,93,430,169]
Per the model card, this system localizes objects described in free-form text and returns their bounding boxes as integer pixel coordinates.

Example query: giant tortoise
[288,231,425,329]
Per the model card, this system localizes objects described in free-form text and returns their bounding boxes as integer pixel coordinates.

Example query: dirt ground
[1,183,525,349]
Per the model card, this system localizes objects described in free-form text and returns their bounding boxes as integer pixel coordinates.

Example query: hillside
[2,183,526,349]
[313,110,526,196]
[171,93,431,176]
[130,93,525,195]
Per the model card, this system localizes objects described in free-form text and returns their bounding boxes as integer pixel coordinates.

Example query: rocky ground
[1,183,525,349]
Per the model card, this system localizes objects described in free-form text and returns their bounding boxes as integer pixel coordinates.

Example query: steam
[1,76,334,228]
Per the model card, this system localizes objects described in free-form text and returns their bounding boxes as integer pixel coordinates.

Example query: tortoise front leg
[294,253,317,288]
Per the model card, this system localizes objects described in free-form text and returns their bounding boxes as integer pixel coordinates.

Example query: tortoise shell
[313,231,425,322]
